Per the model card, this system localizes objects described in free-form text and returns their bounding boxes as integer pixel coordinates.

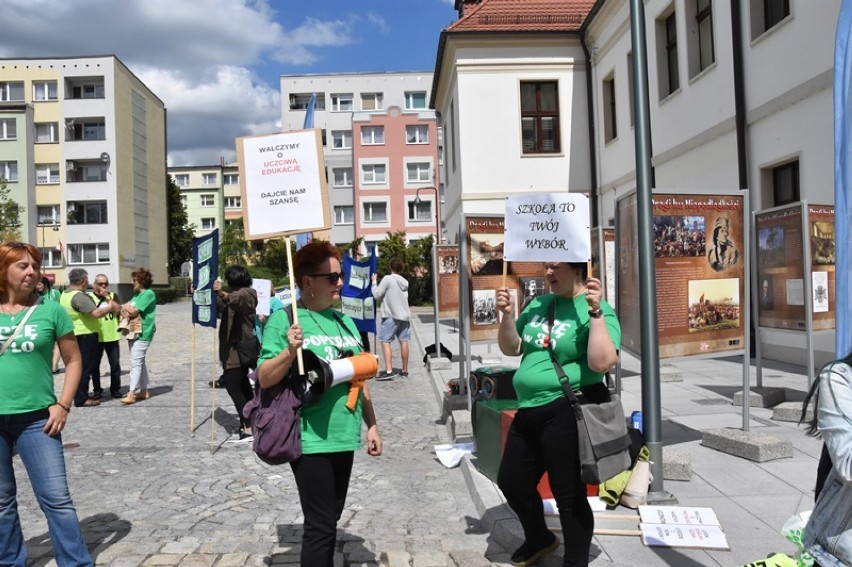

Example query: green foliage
[254,238,293,280]
[376,230,435,306]
[0,177,23,243]
[166,175,195,276]
[219,218,252,267]
[338,236,364,259]
[247,265,289,289]
[153,286,182,305]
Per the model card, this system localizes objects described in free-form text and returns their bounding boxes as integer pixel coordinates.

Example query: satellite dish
[100,152,110,164]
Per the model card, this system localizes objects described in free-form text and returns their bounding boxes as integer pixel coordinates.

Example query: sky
[0,0,458,166]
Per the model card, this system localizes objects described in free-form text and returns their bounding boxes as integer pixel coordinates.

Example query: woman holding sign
[495,263,620,567]
[257,241,381,566]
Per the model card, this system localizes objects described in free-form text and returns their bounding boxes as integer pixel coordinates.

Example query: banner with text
[191,229,219,328]
[341,251,377,334]
[504,194,591,263]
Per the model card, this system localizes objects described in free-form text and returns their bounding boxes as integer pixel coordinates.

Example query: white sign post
[504,194,591,263]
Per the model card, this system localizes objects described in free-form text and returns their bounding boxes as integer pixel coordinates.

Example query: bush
[153,287,181,305]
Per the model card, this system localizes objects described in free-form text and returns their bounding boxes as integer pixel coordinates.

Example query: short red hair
[292,240,341,290]
[0,242,41,297]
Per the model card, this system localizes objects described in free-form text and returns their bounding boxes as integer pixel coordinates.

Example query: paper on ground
[639,523,729,549]
[434,442,476,468]
[543,497,607,515]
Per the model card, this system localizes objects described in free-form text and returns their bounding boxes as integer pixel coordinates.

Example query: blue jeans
[0,410,92,566]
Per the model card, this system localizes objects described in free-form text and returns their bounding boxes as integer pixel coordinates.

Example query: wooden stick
[210,327,217,452]
[190,323,196,434]
[285,236,305,374]
[502,260,508,289]
[551,526,641,537]
[593,514,640,521]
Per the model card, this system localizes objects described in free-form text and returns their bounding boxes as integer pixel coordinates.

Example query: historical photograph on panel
[653,215,705,258]
[472,289,497,325]
[758,225,785,268]
[811,221,835,265]
[758,275,775,311]
[469,233,504,275]
[706,216,740,272]
[687,278,741,333]
[439,254,459,274]
[519,277,546,309]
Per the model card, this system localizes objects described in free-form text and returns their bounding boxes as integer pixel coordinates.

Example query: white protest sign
[503,194,590,263]
[274,286,293,307]
[236,129,330,239]
[253,278,272,316]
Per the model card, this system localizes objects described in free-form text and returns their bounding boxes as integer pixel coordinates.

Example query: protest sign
[503,193,590,263]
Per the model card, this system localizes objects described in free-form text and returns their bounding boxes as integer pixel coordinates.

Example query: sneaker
[399,371,409,377]
[376,370,395,381]
[510,533,559,566]
[227,430,254,444]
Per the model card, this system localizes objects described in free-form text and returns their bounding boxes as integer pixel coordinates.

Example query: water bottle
[631,410,643,434]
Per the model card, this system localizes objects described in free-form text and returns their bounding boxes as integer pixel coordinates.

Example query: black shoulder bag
[546,300,631,484]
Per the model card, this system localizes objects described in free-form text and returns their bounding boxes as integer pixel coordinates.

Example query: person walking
[495,262,621,567]
[119,268,157,404]
[90,274,123,399]
[214,266,257,439]
[257,240,382,566]
[371,257,411,379]
[60,268,119,407]
[0,241,92,566]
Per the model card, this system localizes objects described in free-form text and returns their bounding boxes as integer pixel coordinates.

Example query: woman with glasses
[257,241,381,566]
[0,242,92,566]
[214,265,258,440]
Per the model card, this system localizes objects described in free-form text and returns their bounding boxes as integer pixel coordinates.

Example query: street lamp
[413,186,439,243]
[414,186,442,361]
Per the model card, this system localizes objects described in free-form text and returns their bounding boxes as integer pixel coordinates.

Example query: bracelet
[55,402,71,413]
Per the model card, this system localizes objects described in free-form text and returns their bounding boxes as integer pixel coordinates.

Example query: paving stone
[732,387,786,408]
[213,553,250,567]
[142,554,184,566]
[701,428,794,462]
[662,447,692,481]
[772,401,812,423]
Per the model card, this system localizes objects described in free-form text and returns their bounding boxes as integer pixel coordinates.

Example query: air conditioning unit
[66,161,77,171]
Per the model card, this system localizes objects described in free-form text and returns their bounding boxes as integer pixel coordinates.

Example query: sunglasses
[309,271,346,284]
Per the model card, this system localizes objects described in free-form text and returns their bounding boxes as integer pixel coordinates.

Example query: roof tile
[448,0,596,33]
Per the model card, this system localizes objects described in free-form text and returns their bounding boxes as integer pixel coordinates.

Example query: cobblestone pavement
[17,300,513,567]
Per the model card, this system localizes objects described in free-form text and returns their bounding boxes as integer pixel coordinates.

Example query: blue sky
[0,0,457,165]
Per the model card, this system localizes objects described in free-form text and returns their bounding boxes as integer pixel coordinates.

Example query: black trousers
[497,397,593,567]
[73,333,100,406]
[290,451,354,567]
[92,340,121,395]
[222,365,254,430]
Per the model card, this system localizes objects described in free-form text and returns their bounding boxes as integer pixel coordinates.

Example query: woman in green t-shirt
[36,276,62,373]
[119,268,156,404]
[256,241,382,566]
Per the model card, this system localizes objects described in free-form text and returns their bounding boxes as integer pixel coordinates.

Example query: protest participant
[371,257,411,379]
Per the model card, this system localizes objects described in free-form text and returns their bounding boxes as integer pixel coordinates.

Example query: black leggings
[290,451,355,567]
[222,365,254,430]
[497,397,593,567]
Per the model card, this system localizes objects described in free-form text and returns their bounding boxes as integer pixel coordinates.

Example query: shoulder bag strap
[0,297,43,357]
[546,299,582,408]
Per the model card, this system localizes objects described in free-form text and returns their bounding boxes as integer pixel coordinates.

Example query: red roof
[448,0,596,33]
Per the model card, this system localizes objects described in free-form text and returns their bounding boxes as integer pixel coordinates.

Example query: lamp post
[414,187,442,360]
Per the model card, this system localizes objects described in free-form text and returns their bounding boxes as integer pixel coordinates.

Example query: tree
[339,236,364,259]
[166,175,195,276]
[220,218,252,267]
[255,237,292,278]
[0,177,23,243]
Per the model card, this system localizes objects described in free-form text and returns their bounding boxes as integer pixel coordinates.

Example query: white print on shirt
[522,314,573,348]
[0,323,38,353]
[303,333,362,360]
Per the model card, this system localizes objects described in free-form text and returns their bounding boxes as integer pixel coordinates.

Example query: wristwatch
[588,308,603,319]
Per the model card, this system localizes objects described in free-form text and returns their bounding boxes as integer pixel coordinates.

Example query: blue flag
[294,92,318,248]
[836,0,852,358]
[341,249,378,334]
[191,229,219,327]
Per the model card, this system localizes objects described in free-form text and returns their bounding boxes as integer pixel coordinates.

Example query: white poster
[253,278,272,316]
[237,129,329,239]
[503,193,591,263]
[349,263,371,290]
[604,239,616,303]
[812,271,829,313]
[786,278,804,306]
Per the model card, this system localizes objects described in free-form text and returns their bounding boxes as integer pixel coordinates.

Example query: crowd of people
[688,297,740,331]
[653,217,705,258]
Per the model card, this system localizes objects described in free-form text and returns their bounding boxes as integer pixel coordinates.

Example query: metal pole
[432,242,441,360]
[629,0,675,504]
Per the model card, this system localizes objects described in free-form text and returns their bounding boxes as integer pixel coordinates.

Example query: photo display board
[591,227,616,304]
[436,244,460,317]
[617,192,747,359]
[755,203,835,330]
[465,216,545,342]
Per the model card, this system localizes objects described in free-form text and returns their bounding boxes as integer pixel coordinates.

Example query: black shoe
[208,379,226,388]
[510,533,559,566]
[90,390,103,400]
[111,390,123,399]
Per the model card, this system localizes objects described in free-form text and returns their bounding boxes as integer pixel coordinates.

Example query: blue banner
[341,249,377,334]
[191,229,219,327]
[836,1,852,358]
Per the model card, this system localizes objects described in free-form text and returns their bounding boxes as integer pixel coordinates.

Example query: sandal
[80,398,101,407]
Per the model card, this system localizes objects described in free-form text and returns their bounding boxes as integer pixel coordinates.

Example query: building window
[406,162,431,182]
[41,248,62,268]
[687,0,715,78]
[0,82,25,102]
[331,93,353,112]
[174,174,189,186]
[751,0,790,38]
[67,201,107,225]
[405,91,427,110]
[33,81,58,101]
[0,161,17,182]
[66,119,106,141]
[334,205,354,225]
[520,81,560,154]
[36,163,60,184]
[224,173,239,185]
[181,195,188,208]
[201,218,216,230]
[362,202,388,223]
[225,196,241,209]
[37,205,60,225]
[65,162,107,182]
[68,81,105,99]
[408,200,432,222]
[657,10,680,98]
[35,122,59,143]
[361,126,385,145]
[602,75,617,143]
[361,92,383,111]
[202,173,217,185]
[68,243,110,265]
[333,168,353,188]
[362,164,387,184]
[771,160,799,206]
[332,130,352,149]
[201,194,216,207]
[289,92,326,110]
[406,125,429,144]
[0,118,16,140]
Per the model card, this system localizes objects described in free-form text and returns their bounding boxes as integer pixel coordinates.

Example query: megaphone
[296,350,378,410]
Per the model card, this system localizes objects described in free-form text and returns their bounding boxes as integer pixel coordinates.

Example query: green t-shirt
[513,293,621,409]
[0,300,74,414]
[129,289,157,341]
[92,292,121,343]
[258,306,364,454]
[39,288,61,303]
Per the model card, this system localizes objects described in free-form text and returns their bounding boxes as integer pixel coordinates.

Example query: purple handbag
[242,370,303,465]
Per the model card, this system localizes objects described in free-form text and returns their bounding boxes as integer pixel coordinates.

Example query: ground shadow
[212,406,240,434]
[659,418,704,447]
[24,512,131,566]
[267,525,377,565]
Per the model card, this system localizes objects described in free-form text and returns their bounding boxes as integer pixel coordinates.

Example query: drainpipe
[581,35,600,227]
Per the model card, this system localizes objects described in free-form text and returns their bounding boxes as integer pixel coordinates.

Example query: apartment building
[0,55,167,293]
[281,72,440,253]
